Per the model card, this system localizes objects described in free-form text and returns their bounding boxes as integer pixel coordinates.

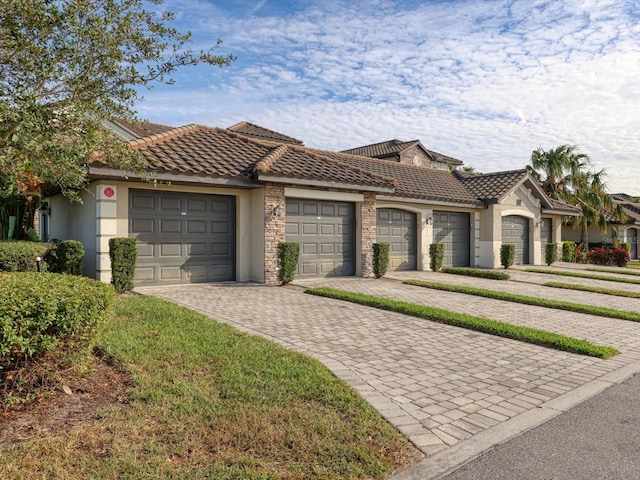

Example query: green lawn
[0,295,417,480]
[306,287,618,359]
[525,268,640,285]
[544,282,640,299]
[403,279,640,322]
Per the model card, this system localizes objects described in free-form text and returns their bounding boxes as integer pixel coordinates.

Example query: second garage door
[129,189,236,286]
[377,208,417,271]
[285,199,355,277]
[502,215,530,265]
[433,211,470,267]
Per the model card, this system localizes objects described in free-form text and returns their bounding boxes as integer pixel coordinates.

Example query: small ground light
[36,256,41,272]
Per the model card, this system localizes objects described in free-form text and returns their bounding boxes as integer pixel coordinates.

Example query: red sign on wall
[103,187,115,198]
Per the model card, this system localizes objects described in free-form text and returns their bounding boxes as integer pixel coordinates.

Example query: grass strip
[544,281,640,299]
[0,295,416,479]
[586,267,640,277]
[306,287,618,359]
[525,268,640,285]
[626,262,640,269]
[403,279,640,323]
[441,267,510,280]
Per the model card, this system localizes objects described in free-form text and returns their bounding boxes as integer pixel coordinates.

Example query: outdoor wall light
[272,205,283,219]
[424,213,434,225]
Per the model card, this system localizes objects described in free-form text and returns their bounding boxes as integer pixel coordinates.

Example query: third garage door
[502,215,530,265]
[433,211,470,267]
[377,208,417,271]
[285,199,355,277]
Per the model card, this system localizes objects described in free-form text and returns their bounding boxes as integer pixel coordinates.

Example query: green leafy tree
[527,145,625,248]
[0,0,233,209]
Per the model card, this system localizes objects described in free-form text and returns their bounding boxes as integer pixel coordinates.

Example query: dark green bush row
[441,267,510,280]
[0,241,52,272]
[0,273,115,368]
[500,244,515,269]
[44,240,85,275]
[429,243,444,272]
[277,241,300,285]
[110,238,138,292]
[372,243,389,278]
[545,243,557,266]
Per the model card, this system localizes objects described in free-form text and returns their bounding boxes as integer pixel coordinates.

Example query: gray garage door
[629,228,637,259]
[377,208,417,271]
[129,190,235,285]
[541,218,552,260]
[285,199,355,277]
[502,215,529,265]
[433,211,470,267]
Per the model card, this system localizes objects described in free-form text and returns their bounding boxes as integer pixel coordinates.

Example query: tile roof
[121,125,396,191]
[341,139,464,166]
[116,119,175,138]
[227,121,304,145]
[455,169,529,201]
[316,150,482,205]
[610,195,640,224]
[546,198,582,215]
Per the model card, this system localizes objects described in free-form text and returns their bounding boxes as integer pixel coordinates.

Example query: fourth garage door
[433,211,470,267]
[285,199,355,277]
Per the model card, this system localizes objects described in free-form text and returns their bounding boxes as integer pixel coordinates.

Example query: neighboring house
[41,121,579,286]
[342,139,463,170]
[562,193,640,260]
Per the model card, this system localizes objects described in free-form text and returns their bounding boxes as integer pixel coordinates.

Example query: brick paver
[138,266,640,457]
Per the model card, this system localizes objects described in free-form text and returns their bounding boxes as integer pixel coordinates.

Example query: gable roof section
[342,139,464,166]
[610,194,640,224]
[227,121,304,146]
[91,125,396,192]
[455,169,581,214]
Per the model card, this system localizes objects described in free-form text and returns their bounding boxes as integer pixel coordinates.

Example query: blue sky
[136,0,640,194]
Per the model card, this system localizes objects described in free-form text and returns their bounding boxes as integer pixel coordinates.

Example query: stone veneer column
[360,192,377,278]
[264,184,286,285]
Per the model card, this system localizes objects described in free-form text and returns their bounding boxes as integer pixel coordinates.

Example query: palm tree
[528,145,625,248]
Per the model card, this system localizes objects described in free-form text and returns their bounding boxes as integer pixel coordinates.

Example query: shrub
[621,242,631,253]
[562,241,575,262]
[500,244,514,269]
[587,247,611,266]
[611,248,631,267]
[442,267,510,280]
[372,243,389,278]
[277,242,300,285]
[56,240,85,275]
[429,243,444,272]
[109,238,138,292]
[0,272,115,368]
[0,241,52,272]
[545,243,557,266]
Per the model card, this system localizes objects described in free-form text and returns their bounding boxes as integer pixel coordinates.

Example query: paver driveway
[137,266,640,465]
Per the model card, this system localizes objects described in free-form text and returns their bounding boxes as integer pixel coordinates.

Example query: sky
[135,0,640,195]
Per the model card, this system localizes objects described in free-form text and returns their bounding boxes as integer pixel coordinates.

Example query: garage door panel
[629,229,637,259]
[129,190,235,285]
[377,208,417,271]
[433,211,470,268]
[286,199,355,278]
[502,215,529,265]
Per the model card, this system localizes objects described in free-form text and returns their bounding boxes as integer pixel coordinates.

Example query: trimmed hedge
[500,244,515,269]
[429,243,444,272]
[372,243,389,278]
[109,238,138,292]
[441,267,510,280]
[0,241,52,272]
[545,243,557,266]
[0,273,115,368]
[46,240,85,275]
[278,241,300,285]
[562,241,575,262]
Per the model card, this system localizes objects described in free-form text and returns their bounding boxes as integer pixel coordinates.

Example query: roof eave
[256,173,395,193]
[542,209,581,217]
[376,195,484,209]
[88,166,256,188]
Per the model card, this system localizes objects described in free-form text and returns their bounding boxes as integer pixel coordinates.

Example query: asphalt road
[442,373,640,479]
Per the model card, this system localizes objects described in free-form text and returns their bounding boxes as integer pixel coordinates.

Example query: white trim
[376,195,483,209]
[284,187,364,202]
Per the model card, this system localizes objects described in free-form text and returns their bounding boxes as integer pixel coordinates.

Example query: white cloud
[139,0,640,194]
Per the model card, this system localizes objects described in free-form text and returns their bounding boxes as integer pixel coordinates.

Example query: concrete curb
[391,359,640,480]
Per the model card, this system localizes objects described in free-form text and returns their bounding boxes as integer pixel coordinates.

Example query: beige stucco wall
[48,180,265,283]
[45,189,97,277]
